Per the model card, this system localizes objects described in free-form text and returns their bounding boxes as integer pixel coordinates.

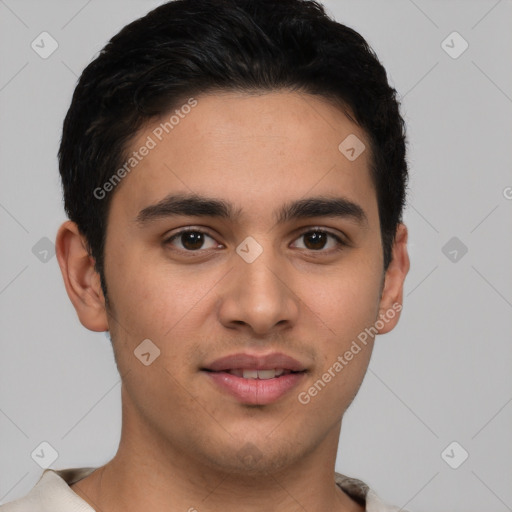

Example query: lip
[204,371,305,405]
[202,352,307,372]
[201,352,308,405]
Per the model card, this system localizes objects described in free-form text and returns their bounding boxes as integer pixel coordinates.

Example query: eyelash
[163,227,348,255]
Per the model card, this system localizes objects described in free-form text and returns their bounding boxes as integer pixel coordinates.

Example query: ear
[55,220,109,332]
[376,223,410,335]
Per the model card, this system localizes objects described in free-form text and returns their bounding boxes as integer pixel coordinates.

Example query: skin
[56,90,409,512]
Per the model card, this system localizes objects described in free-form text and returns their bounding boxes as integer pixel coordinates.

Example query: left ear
[376,223,410,334]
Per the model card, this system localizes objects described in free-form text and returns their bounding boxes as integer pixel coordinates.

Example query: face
[83,91,407,474]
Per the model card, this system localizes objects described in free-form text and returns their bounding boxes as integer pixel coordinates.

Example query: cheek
[297,279,378,416]
[298,257,381,405]
[104,243,220,339]
[105,262,201,425]
[296,351,372,432]
[309,258,382,340]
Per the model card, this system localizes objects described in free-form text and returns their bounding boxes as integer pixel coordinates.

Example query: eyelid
[163,226,221,246]
[294,225,348,242]
[291,227,348,251]
[163,225,348,253]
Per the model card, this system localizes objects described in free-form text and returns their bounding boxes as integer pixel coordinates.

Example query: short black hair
[58,0,408,297]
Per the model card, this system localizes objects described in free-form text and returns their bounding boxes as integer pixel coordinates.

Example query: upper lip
[202,352,307,372]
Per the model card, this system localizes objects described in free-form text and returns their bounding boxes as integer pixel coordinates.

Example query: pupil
[179,232,327,251]
[182,232,204,250]
[305,232,326,250]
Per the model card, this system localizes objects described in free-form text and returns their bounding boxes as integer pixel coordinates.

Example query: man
[1,0,410,510]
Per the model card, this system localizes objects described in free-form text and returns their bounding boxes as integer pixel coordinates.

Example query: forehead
[111,90,377,227]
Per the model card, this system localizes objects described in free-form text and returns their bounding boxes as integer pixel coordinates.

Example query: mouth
[203,368,303,379]
[201,352,308,405]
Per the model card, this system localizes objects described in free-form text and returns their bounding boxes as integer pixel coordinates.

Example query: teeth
[227,369,288,379]
[254,369,276,380]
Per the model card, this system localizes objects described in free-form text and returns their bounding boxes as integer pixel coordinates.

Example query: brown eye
[292,229,346,252]
[303,231,328,250]
[179,231,205,250]
[165,229,218,251]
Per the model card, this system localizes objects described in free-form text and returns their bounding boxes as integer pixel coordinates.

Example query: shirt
[0,467,408,511]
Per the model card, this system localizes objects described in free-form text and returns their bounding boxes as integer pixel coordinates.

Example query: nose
[217,242,300,336]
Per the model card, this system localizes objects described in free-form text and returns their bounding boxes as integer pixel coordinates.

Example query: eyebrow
[135,193,368,228]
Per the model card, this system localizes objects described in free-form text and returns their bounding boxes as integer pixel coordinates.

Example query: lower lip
[203,371,306,405]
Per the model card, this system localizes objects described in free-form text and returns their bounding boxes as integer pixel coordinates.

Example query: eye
[163,227,347,254]
[164,228,220,251]
[291,229,346,252]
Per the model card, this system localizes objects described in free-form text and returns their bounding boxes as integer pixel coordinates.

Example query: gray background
[1,1,511,510]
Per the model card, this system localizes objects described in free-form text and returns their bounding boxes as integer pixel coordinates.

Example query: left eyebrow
[275,196,368,228]
[135,192,369,229]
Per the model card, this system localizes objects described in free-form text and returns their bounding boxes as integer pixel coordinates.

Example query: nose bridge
[239,244,282,298]
[217,235,299,333]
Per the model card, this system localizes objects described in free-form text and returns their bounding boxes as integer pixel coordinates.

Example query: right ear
[55,221,109,332]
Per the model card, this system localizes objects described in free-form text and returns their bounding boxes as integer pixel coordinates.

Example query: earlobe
[376,223,410,335]
[55,220,109,332]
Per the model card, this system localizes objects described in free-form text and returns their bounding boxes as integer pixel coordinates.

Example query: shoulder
[0,468,97,512]
[334,472,411,512]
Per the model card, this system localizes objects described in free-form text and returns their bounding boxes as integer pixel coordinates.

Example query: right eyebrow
[135,193,242,225]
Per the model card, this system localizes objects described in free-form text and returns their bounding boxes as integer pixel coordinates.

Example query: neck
[71,388,363,512]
